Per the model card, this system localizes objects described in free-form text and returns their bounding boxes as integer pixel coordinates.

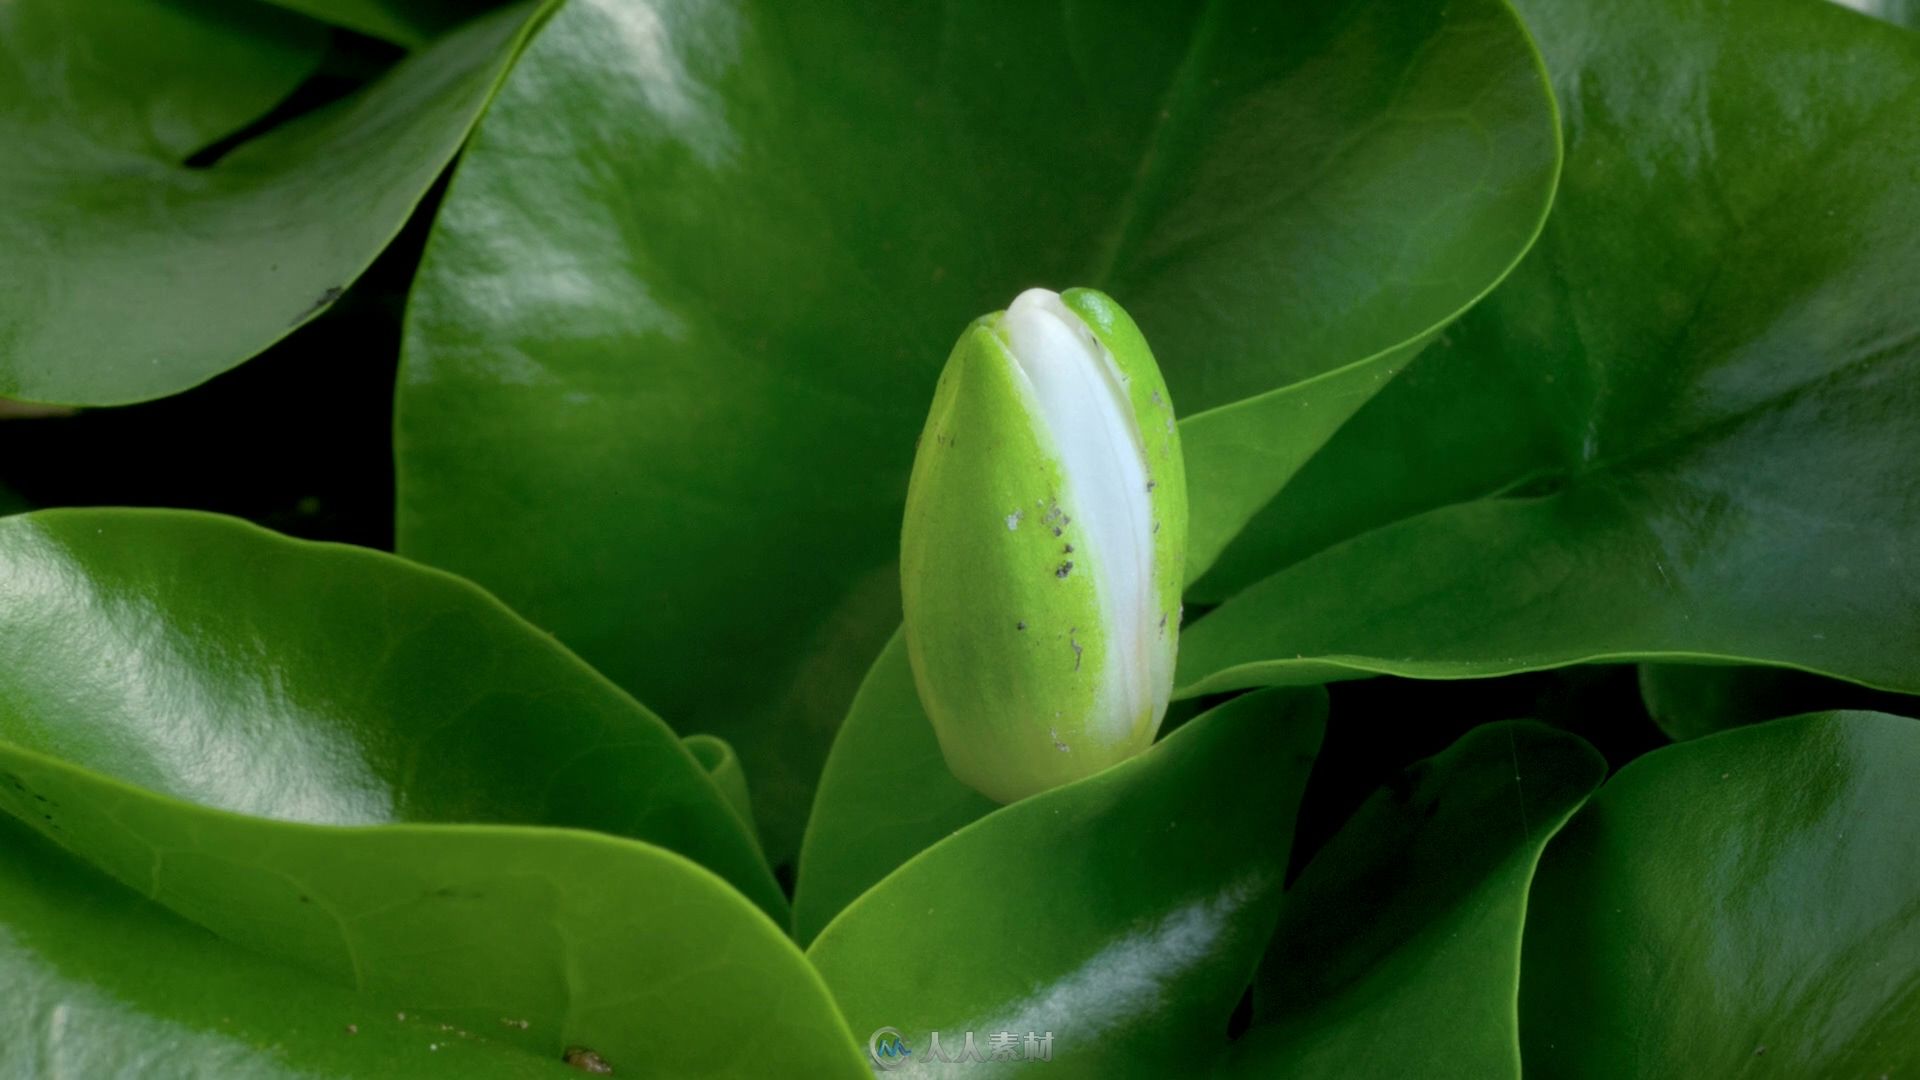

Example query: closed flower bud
[901,287,1187,803]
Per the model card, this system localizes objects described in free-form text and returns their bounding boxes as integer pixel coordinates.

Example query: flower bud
[901,287,1187,803]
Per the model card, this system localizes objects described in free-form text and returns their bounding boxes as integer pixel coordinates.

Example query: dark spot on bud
[1056,561,1074,578]
[1146,479,1156,492]
[1016,621,1026,630]
[1063,544,1074,553]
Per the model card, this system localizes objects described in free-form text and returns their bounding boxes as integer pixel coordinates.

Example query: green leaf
[0,814,560,1076]
[394,0,1559,860]
[0,0,548,406]
[0,0,324,163]
[1226,722,1603,1079]
[0,509,783,921]
[1638,662,1919,741]
[683,733,758,846]
[1178,0,1920,697]
[807,687,1324,1077]
[0,751,865,1078]
[1521,710,1920,1075]
[792,631,995,946]
[253,0,499,46]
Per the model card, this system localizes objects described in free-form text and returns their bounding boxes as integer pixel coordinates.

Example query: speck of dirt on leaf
[1056,561,1073,579]
[346,1025,358,1036]
[1016,621,1026,631]
[501,1018,531,1030]
[292,285,344,326]
[564,1046,615,1074]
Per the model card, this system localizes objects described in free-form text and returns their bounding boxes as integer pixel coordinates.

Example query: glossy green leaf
[0,814,560,1077]
[394,0,1559,859]
[0,0,547,406]
[808,687,1324,1077]
[0,749,866,1078]
[0,509,783,920]
[792,631,995,946]
[254,0,497,46]
[1194,0,1920,605]
[0,0,323,163]
[1226,722,1603,1079]
[1179,0,1920,697]
[1638,662,1919,741]
[1521,710,1920,1075]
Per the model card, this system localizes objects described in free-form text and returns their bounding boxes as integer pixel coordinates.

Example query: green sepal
[1062,287,1189,643]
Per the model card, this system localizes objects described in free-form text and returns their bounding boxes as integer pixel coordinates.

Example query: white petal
[1000,288,1155,740]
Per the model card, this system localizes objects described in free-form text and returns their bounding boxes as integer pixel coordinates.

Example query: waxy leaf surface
[0,509,782,919]
[1521,711,1920,1076]
[1180,0,1920,698]
[0,0,547,404]
[0,755,865,1078]
[808,687,1324,1077]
